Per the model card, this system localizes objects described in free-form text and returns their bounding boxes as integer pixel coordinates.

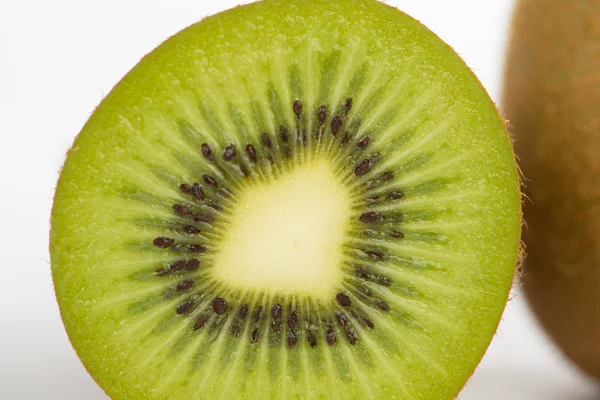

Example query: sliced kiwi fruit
[504,0,600,380]
[51,0,521,398]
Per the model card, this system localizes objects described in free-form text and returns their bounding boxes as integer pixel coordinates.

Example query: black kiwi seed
[238,304,249,320]
[173,204,192,216]
[356,136,370,150]
[186,258,200,271]
[271,303,282,320]
[155,268,170,277]
[287,331,298,348]
[380,171,395,182]
[293,100,302,119]
[179,184,193,194]
[176,279,194,291]
[366,250,384,260]
[261,133,272,149]
[389,230,404,239]
[191,183,205,201]
[355,267,369,279]
[153,237,175,248]
[255,306,264,323]
[359,211,383,223]
[308,330,317,348]
[354,159,373,176]
[317,105,328,124]
[343,98,353,115]
[203,174,218,187]
[299,132,307,144]
[192,214,213,223]
[170,259,187,272]
[231,323,241,337]
[207,201,224,211]
[362,316,375,329]
[287,311,298,329]
[212,297,228,314]
[193,315,210,331]
[346,328,358,345]
[201,143,214,161]
[336,293,352,307]
[183,225,200,234]
[251,328,259,344]
[335,311,349,327]
[341,132,351,146]
[387,191,404,200]
[375,300,391,312]
[377,276,393,287]
[326,328,337,346]
[271,321,282,333]
[330,116,343,135]
[176,300,196,315]
[223,144,236,161]
[280,125,290,143]
[188,244,206,253]
[245,144,257,162]
[240,164,251,177]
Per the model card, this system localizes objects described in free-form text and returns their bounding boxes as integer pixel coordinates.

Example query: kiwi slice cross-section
[50,1,522,399]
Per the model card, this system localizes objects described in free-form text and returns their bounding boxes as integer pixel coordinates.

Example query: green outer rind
[50,0,521,399]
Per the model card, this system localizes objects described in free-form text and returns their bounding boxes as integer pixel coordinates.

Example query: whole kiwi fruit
[51,0,522,398]
[504,0,600,380]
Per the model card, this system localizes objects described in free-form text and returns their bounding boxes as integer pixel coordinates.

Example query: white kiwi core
[212,160,353,301]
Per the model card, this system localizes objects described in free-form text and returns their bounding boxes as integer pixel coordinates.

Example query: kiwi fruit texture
[504,0,600,380]
[50,0,521,398]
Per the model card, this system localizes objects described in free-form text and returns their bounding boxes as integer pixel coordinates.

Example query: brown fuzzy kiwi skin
[504,0,600,379]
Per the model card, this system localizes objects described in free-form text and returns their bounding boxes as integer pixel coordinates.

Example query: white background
[1,0,599,399]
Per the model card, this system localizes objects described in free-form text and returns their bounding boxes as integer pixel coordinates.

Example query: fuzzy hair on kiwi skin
[504,0,600,380]
[50,0,523,399]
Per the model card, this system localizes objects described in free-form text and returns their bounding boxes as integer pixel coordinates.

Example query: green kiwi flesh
[51,0,521,398]
[504,0,600,380]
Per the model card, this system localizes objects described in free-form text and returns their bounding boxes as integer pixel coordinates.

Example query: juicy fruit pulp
[51,0,521,399]
[504,0,600,379]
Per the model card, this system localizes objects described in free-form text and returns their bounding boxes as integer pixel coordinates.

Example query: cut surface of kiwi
[504,0,600,380]
[50,0,521,399]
